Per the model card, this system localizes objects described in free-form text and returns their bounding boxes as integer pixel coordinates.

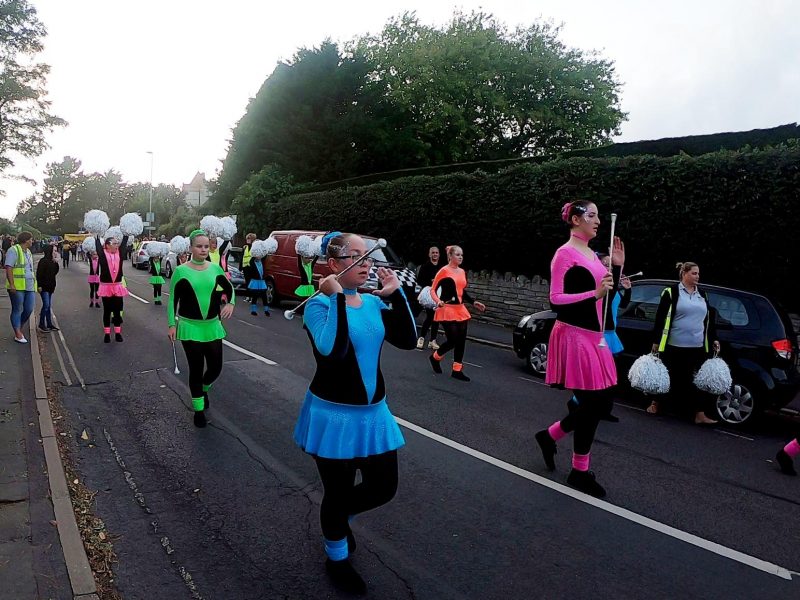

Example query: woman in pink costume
[87,249,101,308]
[776,438,799,476]
[94,235,129,343]
[534,200,624,498]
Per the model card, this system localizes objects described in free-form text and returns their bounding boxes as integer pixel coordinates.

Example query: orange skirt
[434,304,471,322]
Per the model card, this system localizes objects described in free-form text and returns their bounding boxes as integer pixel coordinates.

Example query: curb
[29,324,98,599]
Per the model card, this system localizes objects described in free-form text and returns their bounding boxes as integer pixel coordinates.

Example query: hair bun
[561,202,573,223]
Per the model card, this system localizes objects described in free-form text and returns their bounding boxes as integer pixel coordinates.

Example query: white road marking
[394,416,799,581]
[50,330,73,386]
[518,375,548,386]
[615,402,647,413]
[51,313,86,389]
[236,318,262,329]
[715,429,754,442]
[222,340,277,365]
[463,361,483,369]
[127,291,149,304]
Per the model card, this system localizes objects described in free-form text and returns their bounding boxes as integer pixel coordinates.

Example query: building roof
[182,172,207,193]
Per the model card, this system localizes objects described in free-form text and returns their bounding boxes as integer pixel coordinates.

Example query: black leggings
[249,289,268,309]
[420,308,440,340]
[89,283,99,300]
[102,296,123,327]
[181,339,223,402]
[660,346,713,413]
[314,451,398,542]
[62,253,70,267]
[559,388,614,454]
[436,320,468,363]
[152,284,162,299]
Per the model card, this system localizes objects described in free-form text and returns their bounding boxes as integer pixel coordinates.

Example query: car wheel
[716,382,757,426]
[526,342,548,376]
[165,262,172,278]
[265,279,279,306]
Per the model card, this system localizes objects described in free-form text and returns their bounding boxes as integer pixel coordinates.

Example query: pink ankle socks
[547,422,567,442]
[572,452,590,471]
[784,439,800,458]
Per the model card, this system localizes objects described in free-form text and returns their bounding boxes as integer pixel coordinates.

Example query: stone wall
[464,270,550,327]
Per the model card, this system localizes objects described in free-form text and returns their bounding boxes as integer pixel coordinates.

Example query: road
[39,258,800,599]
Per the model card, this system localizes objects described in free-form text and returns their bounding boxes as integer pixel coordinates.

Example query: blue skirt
[293,391,406,459]
[248,279,267,290]
[604,331,624,355]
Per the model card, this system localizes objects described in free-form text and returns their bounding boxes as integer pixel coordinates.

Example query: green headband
[189,229,207,242]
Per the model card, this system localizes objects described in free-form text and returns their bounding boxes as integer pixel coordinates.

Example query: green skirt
[149,275,166,285]
[295,284,315,297]
[176,316,226,342]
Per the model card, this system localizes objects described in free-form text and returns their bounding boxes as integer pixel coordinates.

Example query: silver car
[131,241,156,269]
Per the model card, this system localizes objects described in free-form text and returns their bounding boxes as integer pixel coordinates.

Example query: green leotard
[168,262,235,342]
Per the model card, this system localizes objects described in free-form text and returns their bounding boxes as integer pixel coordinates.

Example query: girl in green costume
[148,256,165,305]
[168,230,235,428]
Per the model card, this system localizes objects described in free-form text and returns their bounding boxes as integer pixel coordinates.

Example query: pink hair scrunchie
[561,202,574,223]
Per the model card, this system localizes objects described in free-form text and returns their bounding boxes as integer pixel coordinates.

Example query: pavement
[6,258,800,599]
[0,293,72,599]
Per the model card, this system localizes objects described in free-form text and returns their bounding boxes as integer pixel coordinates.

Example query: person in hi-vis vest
[4,231,37,344]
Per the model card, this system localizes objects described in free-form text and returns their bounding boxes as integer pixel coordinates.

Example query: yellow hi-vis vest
[5,244,36,291]
[657,286,710,353]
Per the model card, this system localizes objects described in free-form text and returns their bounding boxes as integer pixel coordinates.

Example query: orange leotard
[430,266,473,322]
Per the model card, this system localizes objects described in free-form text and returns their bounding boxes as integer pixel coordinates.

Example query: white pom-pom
[264,237,278,255]
[417,286,438,309]
[103,226,124,244]
[295,235,318,258]
[694,357,732,395]
[628,353,671,394]
[250,238,278,259]
[119,212,144,236]
[220,216,237,241]
[83,210,110,235]
[145,241,170,258]
[312,236,323,257]
[82,236,96,254]
[216,237,224,249]
[170,235,189,255]
[199,215,224,239]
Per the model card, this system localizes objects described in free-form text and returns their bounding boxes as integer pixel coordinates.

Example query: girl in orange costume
[428,245,485,381]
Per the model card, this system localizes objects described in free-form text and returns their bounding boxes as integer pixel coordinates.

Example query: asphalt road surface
[38,258,800,599]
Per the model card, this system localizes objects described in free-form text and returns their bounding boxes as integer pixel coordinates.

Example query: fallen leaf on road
[193,488,200,493]
[81,429,89,440]
[49,520,58,527]
[99,531,106,541]
[73,479,79,485]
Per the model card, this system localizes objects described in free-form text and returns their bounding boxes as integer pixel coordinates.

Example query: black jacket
[35,258,60,293]
[416,261,441,289]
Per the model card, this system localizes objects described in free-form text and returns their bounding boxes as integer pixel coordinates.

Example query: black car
[512,279,800,427]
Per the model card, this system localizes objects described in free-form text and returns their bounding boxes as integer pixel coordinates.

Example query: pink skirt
[87,275,100,284]
[545,320,617,390]
[97,282,129,297]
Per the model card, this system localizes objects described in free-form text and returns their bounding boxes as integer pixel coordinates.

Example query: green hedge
[269,143,800,309]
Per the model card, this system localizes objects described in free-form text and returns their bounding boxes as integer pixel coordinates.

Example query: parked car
[162,247,246,292]
[131,241,156,269]
[512,279,800,427]
[262,230,417,306]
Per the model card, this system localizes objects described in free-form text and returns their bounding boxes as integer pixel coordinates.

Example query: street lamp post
[146,151,154,219]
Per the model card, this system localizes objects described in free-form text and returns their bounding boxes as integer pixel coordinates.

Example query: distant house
[183,172,209,207]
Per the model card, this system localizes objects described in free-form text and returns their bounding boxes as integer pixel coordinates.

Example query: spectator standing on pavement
[167,230,235,428]
[647,262,720,425]
[415,246,441,350]
[35,244,59,333]
[242,232,256,287]
[95,233,130,343]
[293,232,416,595]
[428,245,486,382]
[4,231,36,344]
[534,201,623,498]
[61,241,71,268]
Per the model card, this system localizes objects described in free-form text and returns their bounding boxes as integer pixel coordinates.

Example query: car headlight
[518,315,532,328]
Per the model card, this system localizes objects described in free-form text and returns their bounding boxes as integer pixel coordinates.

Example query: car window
[227,250,242,271]
[707,292,758,329]
[619,284,664,322]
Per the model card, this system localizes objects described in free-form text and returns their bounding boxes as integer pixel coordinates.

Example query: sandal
[646,401,659,414]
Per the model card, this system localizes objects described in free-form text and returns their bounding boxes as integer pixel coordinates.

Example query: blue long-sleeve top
[303,289,417,405]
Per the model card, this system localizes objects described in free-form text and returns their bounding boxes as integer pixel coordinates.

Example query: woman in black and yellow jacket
[649,261,720,424]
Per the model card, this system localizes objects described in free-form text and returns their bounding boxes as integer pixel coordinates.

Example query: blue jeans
[9,289,35,331]
[39,291,54,329]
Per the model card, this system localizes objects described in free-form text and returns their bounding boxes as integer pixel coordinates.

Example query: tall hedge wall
[269,143,800,309]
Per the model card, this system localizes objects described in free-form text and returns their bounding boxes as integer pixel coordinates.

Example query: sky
[1,0,798,219]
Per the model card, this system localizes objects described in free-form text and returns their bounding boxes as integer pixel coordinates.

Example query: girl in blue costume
[294,231,417,595]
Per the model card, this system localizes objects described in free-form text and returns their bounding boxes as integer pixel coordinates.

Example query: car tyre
[266,279,279,307]
[715,381,758,427]
[164,261,172,278]
[526,342,548,376]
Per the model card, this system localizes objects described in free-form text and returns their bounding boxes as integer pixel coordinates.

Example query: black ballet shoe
[535,429,557,471]
[193,411,207,428]
[347,530,357,554]
[103,334,111,343]
[451,370,470,382]
[566,469,606,498]
[325,558,366,595]
[154,300,162,305]
[203,393,209,411]
[429,355,442,374]
[115,333,123,342]
[602,413,620,423]
[264,312,270,317]
[776,450,797,476]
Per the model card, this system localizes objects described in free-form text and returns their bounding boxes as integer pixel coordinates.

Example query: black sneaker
[194,411,207,428]
[429,355,442,374]
[451,370,470,382]
[566,469,606,498]
[776,449,797,476]
[325,559,366,595]
[115,333,123,342]
[535,429,557,471]
[48,325,59,331]
[37,326,50,333]
[104,334,111,343]
[264,312,270,317]
[154,300,162,306]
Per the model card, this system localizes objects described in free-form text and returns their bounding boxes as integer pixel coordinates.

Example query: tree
[0,0,65,182]
[229,164,302,235]
[353,11,625,163]
[41,156,83,230]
